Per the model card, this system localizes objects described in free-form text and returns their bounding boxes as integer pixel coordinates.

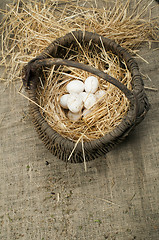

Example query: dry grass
[0,0,158,84]
[0,0,158,142]
[37,43,131,142]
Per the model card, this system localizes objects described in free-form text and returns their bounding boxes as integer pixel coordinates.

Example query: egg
[68,111,81,122]
[79,92,87,101]
[60,94,69,109]
[67,93,83,113]
[66,80,85,93]
[85,76,99,93]
[95,90,106,101]
[83,93,96,109]
[79,92,90,102]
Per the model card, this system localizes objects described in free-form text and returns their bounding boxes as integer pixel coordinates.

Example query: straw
[0,0,158,84]
[37,43,131,142]
[0,0,158,143]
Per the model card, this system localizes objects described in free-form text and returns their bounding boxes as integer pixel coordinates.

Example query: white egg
[68,111,81,122]
[66,80,85,93]
[82,109,92,118]
[95,90,106,101]
[79,92,89,102]
[83,93,96,109]
[60,94,69,109]
[67,93,83,113]
[85,76,99,93]
[79,92,87,101]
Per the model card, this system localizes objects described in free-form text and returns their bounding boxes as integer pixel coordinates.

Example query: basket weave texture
[23,30,150,163]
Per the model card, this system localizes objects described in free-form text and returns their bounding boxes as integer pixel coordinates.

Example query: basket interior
[36,42,132,142]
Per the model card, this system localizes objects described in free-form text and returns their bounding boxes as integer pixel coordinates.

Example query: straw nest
[1,0,158,163]
[37,42,131,142]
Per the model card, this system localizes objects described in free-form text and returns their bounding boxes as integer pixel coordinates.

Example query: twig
[144,86,158,91]
[82,138,87,172]
[67,132,86,162]
[96,197,121,207]
[134,52,149,64]
[57,193,60,202]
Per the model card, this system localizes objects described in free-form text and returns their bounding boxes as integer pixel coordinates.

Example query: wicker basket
[23,30,150,163]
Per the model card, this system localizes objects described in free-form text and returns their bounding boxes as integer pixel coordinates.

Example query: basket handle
[27,57,135,103]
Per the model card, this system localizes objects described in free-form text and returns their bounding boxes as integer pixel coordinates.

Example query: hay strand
[0,0,158,85]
